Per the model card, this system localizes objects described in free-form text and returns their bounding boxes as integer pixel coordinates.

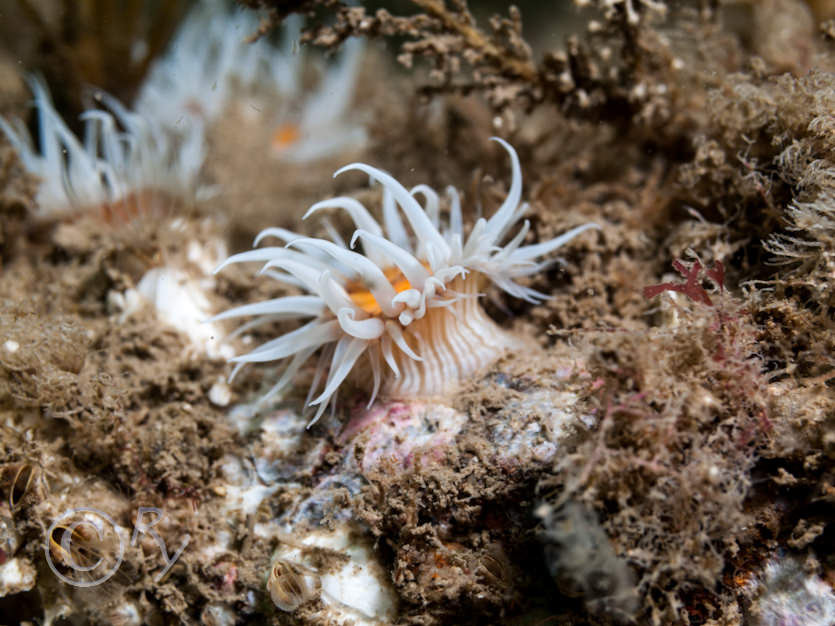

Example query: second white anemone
[213,138,599,424]
[137,0,366,164]
[0,77,204,219]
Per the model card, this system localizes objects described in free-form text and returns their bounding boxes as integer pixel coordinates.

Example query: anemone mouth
[345,262,434,316]
[271,123,302,151]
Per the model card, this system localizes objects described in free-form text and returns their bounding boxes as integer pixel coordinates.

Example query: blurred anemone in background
[0,77,204,220]
[137,0,367,164]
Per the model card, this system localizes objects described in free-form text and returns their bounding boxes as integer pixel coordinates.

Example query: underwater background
[0,1,833,625]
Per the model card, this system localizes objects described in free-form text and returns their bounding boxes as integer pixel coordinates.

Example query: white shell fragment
[136,266,232,360]
[209,380,232,407]
[0,557,36,597]
[270,525,398,625]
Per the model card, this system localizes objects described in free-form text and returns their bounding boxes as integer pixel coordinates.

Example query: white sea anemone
[269,37,367,163]
[1,78,228,361]
[213,138,599,425]
[137,1,366,163]
[136,2,302,130]
[0,78,204,219]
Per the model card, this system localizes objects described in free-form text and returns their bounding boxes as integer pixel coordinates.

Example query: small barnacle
[47,518,119,577]
[213,137,599,423]
[267,558,322,612]
[473,543,513,591]
[1,462,42,510]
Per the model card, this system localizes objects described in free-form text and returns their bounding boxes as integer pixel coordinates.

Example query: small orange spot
[433,552,448,568]
[272,123,300,148]
[345,264,432,316]
[348,288,383,316]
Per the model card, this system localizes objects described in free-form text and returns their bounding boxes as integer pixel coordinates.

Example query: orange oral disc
[346,264,432,316]
[272,123,300,148]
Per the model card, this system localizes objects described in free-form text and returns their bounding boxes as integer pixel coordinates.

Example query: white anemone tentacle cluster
[213,137,599,425]
[136,0,366,164]
[1,2,367,223]
[0,77,204,219]
[136,3,303,131]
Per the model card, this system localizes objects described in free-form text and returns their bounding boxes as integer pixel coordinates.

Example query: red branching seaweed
[643,259,725,305]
